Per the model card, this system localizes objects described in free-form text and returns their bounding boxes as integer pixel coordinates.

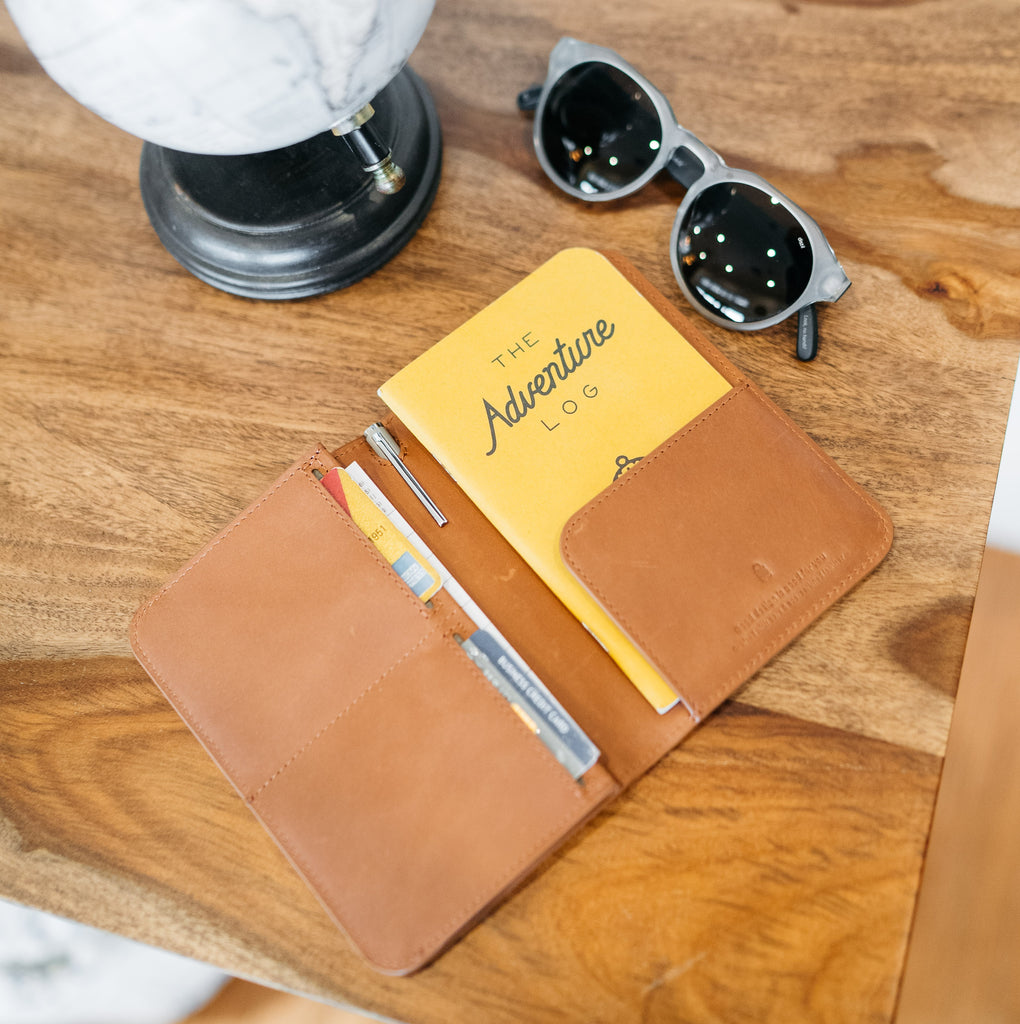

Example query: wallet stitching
[561,384,893,719]
[248,631,616,971]
[130,457,324,783]
[130,447,432,786]
[612,713,698,784]
[248,631,434,800]
[445,634,591,794]
[253,717,617,972]
[134,450,430,628]
[560,384,745,521]
[294,459,432,623]
[401,765,616,969]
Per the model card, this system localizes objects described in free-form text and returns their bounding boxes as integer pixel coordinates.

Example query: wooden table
[2,2,1018,1021]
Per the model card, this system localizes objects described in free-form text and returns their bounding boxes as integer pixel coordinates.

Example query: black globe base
[138,68,442,300]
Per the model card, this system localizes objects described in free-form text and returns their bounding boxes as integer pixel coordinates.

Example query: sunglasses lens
[541,62,663,194]
[676,183,813,323]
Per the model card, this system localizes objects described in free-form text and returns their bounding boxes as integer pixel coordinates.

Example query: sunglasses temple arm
[517,84,542,112]
[796,305,819,362]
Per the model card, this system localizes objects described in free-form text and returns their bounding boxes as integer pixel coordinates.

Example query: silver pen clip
[364,422,447,527]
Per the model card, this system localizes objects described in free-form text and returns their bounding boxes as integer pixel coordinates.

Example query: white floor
[0,901,226,1024]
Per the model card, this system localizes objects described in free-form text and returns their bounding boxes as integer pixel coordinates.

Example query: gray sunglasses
[518,38,851,361]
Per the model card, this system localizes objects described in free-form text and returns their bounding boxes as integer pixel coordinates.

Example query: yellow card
[320,466,441,601]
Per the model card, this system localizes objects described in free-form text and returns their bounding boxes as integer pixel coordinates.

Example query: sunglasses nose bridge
[663,126,727,191]
[674,125,724,167]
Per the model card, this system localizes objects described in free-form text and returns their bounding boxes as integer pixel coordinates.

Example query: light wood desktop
[2,3,1018,1022]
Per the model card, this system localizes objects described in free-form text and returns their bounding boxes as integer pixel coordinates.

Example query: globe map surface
[7,0,435,154]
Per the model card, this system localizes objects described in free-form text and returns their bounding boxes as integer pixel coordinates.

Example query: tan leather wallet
[130,253,893,975]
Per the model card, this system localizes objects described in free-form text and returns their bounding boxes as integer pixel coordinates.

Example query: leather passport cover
[129,251,893,974]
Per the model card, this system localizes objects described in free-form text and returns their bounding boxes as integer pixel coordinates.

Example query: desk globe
[6,0,441,298]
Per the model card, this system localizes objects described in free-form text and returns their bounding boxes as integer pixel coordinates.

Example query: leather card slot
[561,384,893,721]
[131,451,439,799]
[249,630,618,975]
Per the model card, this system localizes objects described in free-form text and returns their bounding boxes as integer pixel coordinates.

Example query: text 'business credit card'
[458,629,599,779]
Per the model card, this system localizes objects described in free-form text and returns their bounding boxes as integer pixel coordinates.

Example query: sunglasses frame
[526,38,851,347]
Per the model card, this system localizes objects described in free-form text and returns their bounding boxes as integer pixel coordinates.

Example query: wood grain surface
[2,1,1019,1021]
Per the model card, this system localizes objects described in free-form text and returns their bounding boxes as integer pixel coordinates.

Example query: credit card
[458,630,599,779]
[317,466,441,601]
[345,460,600,780]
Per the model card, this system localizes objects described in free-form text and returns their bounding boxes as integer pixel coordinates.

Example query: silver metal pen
[364,422,447,527]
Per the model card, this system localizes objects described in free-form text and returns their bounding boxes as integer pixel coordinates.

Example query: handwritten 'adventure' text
[482,319,615,456]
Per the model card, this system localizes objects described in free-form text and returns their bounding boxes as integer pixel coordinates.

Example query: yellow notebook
[379,248,732,712]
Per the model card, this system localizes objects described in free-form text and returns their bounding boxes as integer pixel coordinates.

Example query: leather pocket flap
[561,385,893,720]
